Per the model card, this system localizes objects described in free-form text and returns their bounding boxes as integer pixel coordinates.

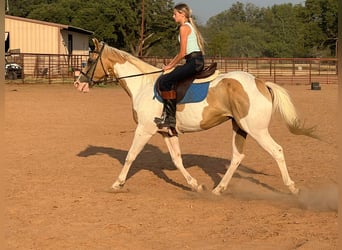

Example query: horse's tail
[265,81,319,140]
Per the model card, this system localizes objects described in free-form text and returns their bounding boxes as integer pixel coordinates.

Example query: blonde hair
[174,3,205,54]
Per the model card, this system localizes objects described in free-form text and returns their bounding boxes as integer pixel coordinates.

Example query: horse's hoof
[212,187,224,196]
[212,190,221,196]
[291,187,300,195]
[289,185,300,195]
[196,184,206,192]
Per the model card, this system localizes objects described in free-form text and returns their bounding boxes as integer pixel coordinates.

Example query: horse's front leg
[111,125,153,190]
[163,134,204,192]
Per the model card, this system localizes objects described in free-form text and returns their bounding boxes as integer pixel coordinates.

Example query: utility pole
[138,0,145,57]
[6,0,10,13]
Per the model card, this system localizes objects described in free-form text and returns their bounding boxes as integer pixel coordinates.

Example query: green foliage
[302,0,338,56]
[7,0,338,58]
[203,1,337,57]
[7,0,55,17]
[8,0,176,56]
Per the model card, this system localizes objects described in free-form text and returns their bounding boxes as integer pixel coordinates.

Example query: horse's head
[74,38,161,93]
[74,38,113,92]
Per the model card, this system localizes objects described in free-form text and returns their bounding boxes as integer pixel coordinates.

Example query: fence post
[48,55,51,84]
[20,53,25,84]
[309,59,312,85]
[269,59,272,76]
[273,59,276,83]
[292,58,295,76]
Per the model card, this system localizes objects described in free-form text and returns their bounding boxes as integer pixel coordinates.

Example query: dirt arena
[4,82,338,249]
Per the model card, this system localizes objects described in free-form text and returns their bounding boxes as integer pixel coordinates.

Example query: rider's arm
[163,24,190,71]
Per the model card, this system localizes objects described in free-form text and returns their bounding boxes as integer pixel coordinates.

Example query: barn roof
[5,15,94,35]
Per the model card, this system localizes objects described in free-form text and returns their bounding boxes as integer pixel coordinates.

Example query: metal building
[5,15,93,55]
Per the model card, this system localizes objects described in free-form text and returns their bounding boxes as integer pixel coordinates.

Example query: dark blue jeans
[159,53,204,92]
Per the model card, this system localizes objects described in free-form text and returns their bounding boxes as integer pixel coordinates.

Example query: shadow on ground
[77,144,277,193]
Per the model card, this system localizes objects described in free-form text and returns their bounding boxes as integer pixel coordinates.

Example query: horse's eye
[88,58,94,64]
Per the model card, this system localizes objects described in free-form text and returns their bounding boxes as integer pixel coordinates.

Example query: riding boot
[154,99,177,127]
[154,90,177,132]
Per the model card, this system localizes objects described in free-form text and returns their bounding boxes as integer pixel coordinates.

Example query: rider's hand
[162,64,173,71]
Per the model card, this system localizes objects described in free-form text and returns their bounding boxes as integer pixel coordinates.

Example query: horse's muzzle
[74,80,90,93]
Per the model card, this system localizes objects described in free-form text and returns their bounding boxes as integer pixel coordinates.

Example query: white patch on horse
[177,100,209,132]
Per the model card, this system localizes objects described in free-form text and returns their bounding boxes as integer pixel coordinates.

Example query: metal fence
[5,52,338,85]
[143,56,338,85]
[5,52,89,84]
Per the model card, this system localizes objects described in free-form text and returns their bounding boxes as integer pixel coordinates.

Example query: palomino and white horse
[74,38,317,195]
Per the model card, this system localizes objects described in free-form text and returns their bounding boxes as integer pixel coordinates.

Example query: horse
[74,38,317,195]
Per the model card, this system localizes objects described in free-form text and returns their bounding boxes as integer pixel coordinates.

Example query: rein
[116,70,163,80]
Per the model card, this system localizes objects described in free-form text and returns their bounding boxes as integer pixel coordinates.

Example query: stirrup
[154,116,176,128]
[157,126,178,137]
[154,111,166,126]
[154,117,164,125]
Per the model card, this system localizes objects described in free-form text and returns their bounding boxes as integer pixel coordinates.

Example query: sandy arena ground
[4,82,338,249]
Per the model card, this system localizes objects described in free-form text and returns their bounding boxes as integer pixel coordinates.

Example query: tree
[261,4,309,57]
[7,0,55,17]
[302,0,338,56]
[8,0,177,56]
[131,0,177,56]
[6,0,338,57]
[204,1,337,58]
[27,0,80,24]
[204,2,268,57]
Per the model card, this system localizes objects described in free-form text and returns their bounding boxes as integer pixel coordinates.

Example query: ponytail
[189,17,205,54]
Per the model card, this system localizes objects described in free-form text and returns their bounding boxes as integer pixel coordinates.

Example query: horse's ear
[92,38,99,50]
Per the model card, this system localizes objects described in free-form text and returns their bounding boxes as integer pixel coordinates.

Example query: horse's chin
[74,81,90,93]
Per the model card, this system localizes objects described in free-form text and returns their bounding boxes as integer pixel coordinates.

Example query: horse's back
[211,71,269,97]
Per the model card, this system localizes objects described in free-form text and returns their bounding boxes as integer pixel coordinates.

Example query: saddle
[156,62,218,103]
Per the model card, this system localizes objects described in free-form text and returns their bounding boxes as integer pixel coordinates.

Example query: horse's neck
[114,58,159,98]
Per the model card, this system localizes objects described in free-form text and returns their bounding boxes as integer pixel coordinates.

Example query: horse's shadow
[77,144,278,193]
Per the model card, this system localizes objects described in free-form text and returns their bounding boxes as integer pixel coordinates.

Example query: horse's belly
[176,102,208,132]
[177,121,203,133]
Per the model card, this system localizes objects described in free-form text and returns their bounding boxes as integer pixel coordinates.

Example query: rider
[154,3,205,135]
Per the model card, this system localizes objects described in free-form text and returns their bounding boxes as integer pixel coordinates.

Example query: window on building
[68,34,73,54]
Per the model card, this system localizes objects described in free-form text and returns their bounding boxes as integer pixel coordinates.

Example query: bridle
[80,42,163,86]
[80,43,108,86]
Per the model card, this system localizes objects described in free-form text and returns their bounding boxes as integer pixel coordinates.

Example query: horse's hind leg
[212,120,247,195]
[163,134,204,192]
[111,125,153,190]
[249,129,299,194]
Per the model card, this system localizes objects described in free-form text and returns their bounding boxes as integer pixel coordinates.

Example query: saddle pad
[193,70,220,84]
[154,82,210,104]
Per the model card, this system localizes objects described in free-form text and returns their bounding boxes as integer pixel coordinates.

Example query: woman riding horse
[154,3,205,135]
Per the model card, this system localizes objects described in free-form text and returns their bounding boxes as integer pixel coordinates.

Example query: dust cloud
[297,184,338,211]
[216,180,338,212]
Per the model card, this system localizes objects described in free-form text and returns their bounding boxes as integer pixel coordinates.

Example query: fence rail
[143,56,338,85]
[5,53,338,85]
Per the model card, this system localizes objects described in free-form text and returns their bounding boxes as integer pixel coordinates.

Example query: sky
[180,0,305,24]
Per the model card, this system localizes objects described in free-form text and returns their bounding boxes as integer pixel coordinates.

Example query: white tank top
[179,22,201,55]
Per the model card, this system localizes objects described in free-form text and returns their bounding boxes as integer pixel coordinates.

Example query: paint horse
[74,38,317,195]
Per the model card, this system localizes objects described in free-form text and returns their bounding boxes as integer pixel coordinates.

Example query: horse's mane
[104,43,160,73]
